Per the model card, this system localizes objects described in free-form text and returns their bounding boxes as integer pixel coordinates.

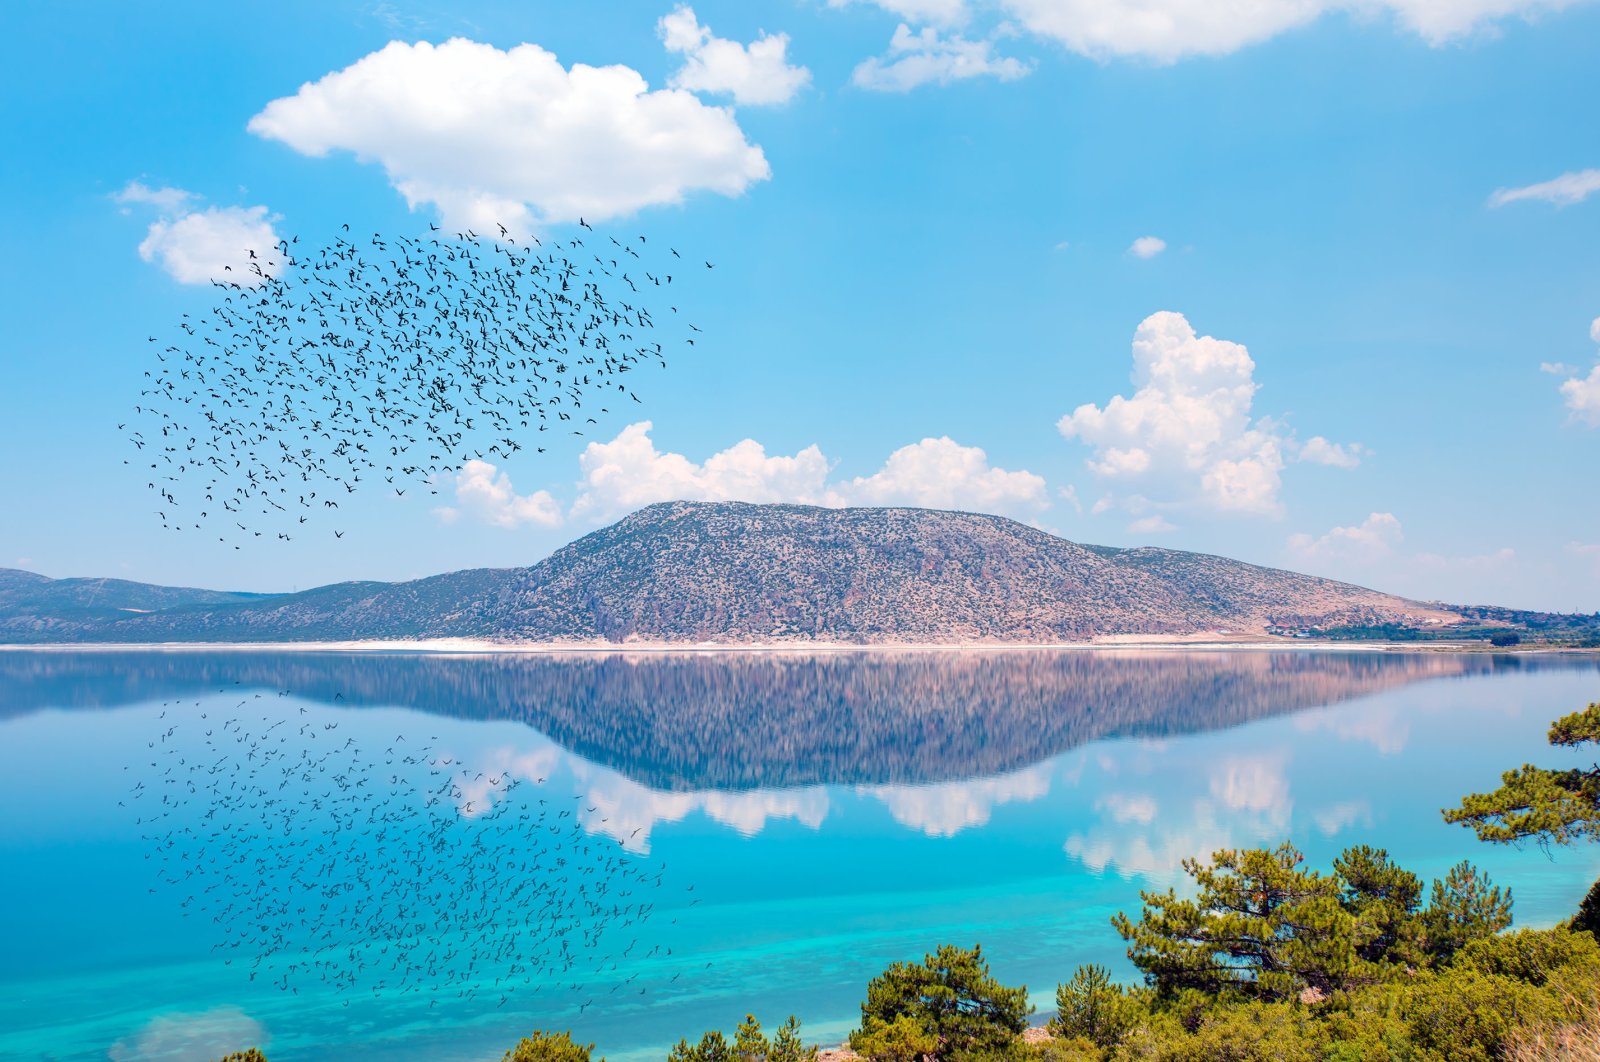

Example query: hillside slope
[0,501,1460,644]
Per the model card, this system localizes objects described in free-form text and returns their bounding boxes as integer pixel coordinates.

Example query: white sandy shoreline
[0,636,1587,655]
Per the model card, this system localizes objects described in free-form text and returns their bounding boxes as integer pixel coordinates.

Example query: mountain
[0,501,1468,644]
[0,567,266,634]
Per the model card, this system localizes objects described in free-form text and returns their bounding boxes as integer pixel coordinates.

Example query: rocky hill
[0,501,1465,644]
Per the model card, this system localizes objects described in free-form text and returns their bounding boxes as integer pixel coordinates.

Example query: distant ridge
[0,501,1470,644]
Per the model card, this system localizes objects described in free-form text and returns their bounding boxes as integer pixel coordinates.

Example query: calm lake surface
[3,648,1598,1062]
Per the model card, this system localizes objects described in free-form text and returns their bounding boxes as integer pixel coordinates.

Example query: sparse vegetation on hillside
[0,502,1493,643]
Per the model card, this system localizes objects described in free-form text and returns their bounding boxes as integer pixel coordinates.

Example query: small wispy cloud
[852,24,1030,92]
[1297,436,1365,469]
[1489,168,1600,208]
[1128,235,1166,259]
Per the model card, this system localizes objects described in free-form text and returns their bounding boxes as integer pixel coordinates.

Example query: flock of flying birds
[125,689,697,1011]
[117,223,712,1014]
[129,223,704,543]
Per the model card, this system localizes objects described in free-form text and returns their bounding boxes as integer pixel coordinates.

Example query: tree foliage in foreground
[489,705,1600,1061]
[214,1052,267,1062]
[1109,842,1509,1002]
[1446,700,1600,846]
[851,943,1031,1062]
[503,1029,601,1062]
[670,1015,816,1062]
[496,926,1599,1062]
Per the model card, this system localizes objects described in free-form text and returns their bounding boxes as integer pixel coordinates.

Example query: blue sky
[1,0,1597,610]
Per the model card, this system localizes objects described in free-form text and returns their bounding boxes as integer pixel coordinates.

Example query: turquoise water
[1,649,1597,1062]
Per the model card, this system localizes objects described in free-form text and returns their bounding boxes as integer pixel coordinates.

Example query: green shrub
[1400,968,1558,1061]
[1453,925,1600,986]
[850,1013,939,1062]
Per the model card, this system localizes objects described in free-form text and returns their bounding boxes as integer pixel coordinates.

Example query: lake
[2,648,1597,1062]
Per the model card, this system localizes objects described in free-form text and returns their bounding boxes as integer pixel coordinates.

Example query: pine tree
[851,944,1030,1062]
[502,1031,599,1062]
[1052,963,1136,1047]
[733,1015,769,1062]
[1421,860,1513,961]
[1446,701,1600,846]
[768,1017,817,1062]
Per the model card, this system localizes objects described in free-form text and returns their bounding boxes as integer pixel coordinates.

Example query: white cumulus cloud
[248,38,771,233]
[1128,514,1177,535]
[1490,167,1600,208]
[1287,512,1404,564]
[1128,235,1167,258]
[828,0,973,26]
[837,0,1588,63]
[1059,311,1352,517]
[435,459,563,528]
[1550,317,1600,427]
[841,436,1048,513]
[1001,0,1328,60]
[116,181,285,287]
[1559,367,1600,426]
[660,6,812,105]
[138,207,286,286]
[1297,435,1365,468]
[852,24,1032,90]
[570,421,833,521]
[113,181,196,214]
[570,422,1048,522]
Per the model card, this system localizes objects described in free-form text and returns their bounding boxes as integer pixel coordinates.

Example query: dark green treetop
[503,1030,600,1062]
[1112,843,1511,1000]
[851,943,1030,1062]
[669,1030,730,1062]
[769,1016,818,1062]
[1051,963,1137,1049]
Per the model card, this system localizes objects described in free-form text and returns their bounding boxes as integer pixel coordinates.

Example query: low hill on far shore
[2,501,1590,646]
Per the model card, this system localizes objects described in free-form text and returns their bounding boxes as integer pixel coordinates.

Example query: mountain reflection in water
[0,648,1573,789]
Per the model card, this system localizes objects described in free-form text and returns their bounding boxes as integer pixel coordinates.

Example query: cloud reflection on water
[108,1006,266,1062]
[1064,749,1297,883]
[860,763,1053,837]
[445,735,831,853]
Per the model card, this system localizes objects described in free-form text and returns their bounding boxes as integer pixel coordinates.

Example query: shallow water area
[2,648,1597,1062]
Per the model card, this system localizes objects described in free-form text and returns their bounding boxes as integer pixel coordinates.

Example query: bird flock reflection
[129,226,700,542]
[125,688,692,1012]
